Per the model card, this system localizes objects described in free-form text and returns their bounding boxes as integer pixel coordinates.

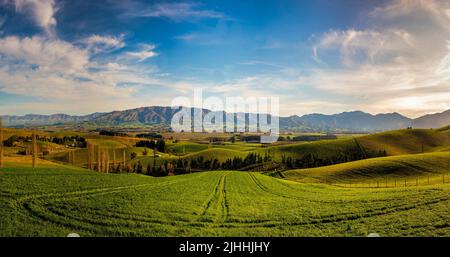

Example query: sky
[0,0,449,118]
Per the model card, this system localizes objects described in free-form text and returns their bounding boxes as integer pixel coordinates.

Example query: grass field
[1,126,449,237]
[356,129,450,155]
[280,151,450,185]
[264,128,450,161]
[182,148,249,162]
[1,159,449,237]
[265,138,364,161]
[166,141,210,154]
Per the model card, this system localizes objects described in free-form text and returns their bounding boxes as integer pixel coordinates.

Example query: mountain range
[1,106,449,132]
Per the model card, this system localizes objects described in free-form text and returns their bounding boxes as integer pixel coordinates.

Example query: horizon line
[1,105,449,120]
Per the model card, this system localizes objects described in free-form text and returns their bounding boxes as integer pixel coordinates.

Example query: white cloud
[80,34,125,54]
[370,0,450,28]
[0,35,165,114]
[14,0,57,36]
[0,36,88,72]
[0,1,166,114]
[0,35,130,99]
[0,67,134,100]
[309,0,450,118]
[313,29,415,66]
[124,44,158,62]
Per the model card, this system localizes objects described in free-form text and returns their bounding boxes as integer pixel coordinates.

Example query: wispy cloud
[121,2,228,22]
[174,33,198,42]
[123,43,158,62]
[239,60,288,69]
[312,28,415,66]
[174,20,241,45]
[80,34,125,54]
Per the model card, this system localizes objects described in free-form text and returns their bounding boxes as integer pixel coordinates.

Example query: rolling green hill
[166,141,209,154]
[266,128,450,161]
[356,129,450,155]
[265,138,367,161]
[182,148,248,162]
[1,160,449,236]
[38,127,450,176]
[281,151,450,184]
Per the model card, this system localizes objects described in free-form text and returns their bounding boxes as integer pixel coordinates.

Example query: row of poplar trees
[85,142,127,173]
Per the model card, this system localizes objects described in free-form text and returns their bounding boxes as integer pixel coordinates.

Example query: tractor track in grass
[9,173,211,233]
[286,196,450,227]
[13,181,180,233]
[269,175,440,205]
[198,173,229,224]
[249,173,313,202]
[251,173,434,204]
[8,171,450,234]
[248,172,449,226]
[14,172,271,233]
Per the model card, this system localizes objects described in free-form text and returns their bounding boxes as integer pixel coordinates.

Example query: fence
[324,174,449,188]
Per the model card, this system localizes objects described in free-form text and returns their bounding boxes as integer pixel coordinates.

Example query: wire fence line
[324,174,449,188]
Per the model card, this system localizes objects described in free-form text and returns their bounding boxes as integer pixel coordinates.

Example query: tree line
[99,130,127,137]
[3,135,87,148]
[135,139,166,152]
[280,149,387,169]
[122,151,274,177]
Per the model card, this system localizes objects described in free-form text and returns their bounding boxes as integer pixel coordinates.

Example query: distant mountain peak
[412,109,450,129]
[1,106,448,132]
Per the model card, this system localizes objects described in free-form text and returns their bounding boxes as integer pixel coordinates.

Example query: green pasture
[1,163,449,237]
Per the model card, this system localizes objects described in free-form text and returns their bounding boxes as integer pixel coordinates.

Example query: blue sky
[0,0,449,117]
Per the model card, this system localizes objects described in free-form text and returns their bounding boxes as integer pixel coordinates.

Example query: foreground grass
[1,162,449,236]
